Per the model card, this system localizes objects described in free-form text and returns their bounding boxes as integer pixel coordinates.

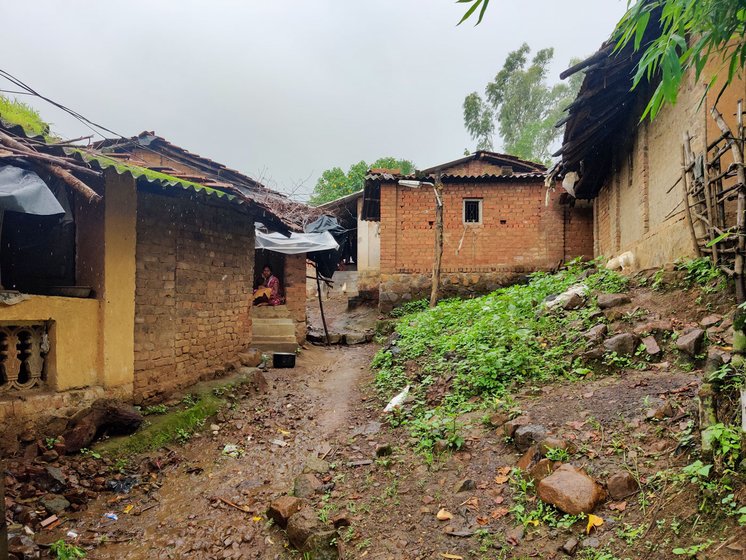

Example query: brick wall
[378,179,592,309]
[133,192,254,401]
[284,253,307,343]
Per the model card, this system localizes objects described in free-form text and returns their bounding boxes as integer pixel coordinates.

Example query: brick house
[552,28,746,271]
[360,151,594,310]
[0,112,304,438]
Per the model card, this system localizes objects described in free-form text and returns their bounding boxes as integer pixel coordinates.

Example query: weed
[45,437,60,449]
[175,428,192,444]
[390,298,429,318]
[142,404,168,416]
[616,523,646,545]
[544,447,570,462]
[79,448,102,460]
[672,540,714,557]
[676,257,726,293]
[50,540,86,559]
[181,394,198,407]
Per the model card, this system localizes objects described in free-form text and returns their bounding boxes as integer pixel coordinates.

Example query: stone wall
[133,192,254,401]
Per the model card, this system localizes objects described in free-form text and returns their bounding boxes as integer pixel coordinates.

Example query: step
[252,305,291,319]
[252,341,299,353]
[252,325,297,338]
[252,317,295,326]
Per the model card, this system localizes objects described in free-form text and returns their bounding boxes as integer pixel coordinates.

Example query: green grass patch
[373,259,629,448]
[0,94,50,137]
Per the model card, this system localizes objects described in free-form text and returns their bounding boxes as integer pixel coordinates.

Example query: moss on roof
[77,151,236,201]
[0,95,50,138]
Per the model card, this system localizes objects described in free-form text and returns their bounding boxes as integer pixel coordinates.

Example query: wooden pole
[712,104,746,302]
[681,145,702,258]
[315,266,330,346]
[429,176,444,308]
[1,462,7,560]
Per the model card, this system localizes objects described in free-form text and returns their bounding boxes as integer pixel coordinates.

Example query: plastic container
[272,352,296,368]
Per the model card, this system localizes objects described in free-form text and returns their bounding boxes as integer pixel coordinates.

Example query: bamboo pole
[314,266,330,346]
[429,176,444,308]
[711,104,746,302]
[681,145,702,257]
[1,465,7,560]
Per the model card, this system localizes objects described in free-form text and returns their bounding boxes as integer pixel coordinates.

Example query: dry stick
[712,104,746,302]
[46,164,102,204]
[681,145,702,257]
[429,177,444,308]
[0,131,99,177]
[699,132,719,265]
[315,266,330,346]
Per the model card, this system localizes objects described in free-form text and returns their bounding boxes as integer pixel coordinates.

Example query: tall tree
[458,0,746,121]
[463,44,581,164]
[309,157,415,205]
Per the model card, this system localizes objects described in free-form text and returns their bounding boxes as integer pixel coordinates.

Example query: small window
[463,199,482,224]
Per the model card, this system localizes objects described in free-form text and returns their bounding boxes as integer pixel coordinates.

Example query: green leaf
[634,10,651,49]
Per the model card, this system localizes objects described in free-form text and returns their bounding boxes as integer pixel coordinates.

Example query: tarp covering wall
[0,166,64,215]
[255,230,339,255]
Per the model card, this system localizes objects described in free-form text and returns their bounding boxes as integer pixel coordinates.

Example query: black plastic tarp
[304,216,346,278]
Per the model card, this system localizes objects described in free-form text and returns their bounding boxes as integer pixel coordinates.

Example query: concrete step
[252,305,291,319]
[253,325,296,338]
[252,339,299,353]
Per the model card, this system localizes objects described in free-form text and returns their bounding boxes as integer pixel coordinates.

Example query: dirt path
[61,344,376,560]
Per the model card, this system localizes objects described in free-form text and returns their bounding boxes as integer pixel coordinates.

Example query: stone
[583,324,608,345]
[563,292,586,311]
[304,456,330,474]
[331,512,351,528]
[454,479,476,493]
[700,314,722,328]
[286,508,338,558]
[561,537,579,555]
[505,525,525,546]
[8,535,39,559]
[676,328,705,357]
[516,446,540,471]
[514,425,548,452]
[39,466,67,493]
[488,411,510,427]
[581,537,601,550]
[537,464,604,515]
[40,449,59,463]
[539,436,568,456]
[641,335,661,356]
[606,471,639,500]
[250,370,269,393]
[267,496,304,528]
[527,458,556,483]
[40,494,70,515]
[44,416,70,438]
[63,399,143,454]
[238,349,263,367]
[293,473,322,499]
[503,415,531,438]
[375,444,393,457]
[597,293,631,309]
[345,332,368,345]
[603,333,639,356]
[634,320,673,336]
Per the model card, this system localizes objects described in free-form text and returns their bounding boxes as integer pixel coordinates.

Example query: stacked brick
[133,193,254,401]
[284,253,307,344]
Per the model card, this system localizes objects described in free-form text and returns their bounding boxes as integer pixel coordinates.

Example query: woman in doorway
[253,265,283,306]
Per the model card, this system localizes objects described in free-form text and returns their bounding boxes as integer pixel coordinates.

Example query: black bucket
[273,352,296,368]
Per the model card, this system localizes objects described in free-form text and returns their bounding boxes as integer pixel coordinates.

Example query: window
[463,198,482,224]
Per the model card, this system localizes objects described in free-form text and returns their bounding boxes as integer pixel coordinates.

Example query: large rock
[503,416,531,438]
[676,328,705,357]
[634,320,673,336]
[239,349,263,367]
[583,324,608,345]
[527,458,556,483]
[267,496,305,528]
[641,335,661,356]
[597,293,631,309]
[293,473,322,499]
[8,534,39,559]
[286,507,338,559]
[40,494,70,515]
[63,399,143,454]
[606,471,639,500]
[514,425,548,452]
[537,464,604,515]
[603,333,639,356]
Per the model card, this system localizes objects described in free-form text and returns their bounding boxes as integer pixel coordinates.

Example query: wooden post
[315,266,330,346]
[1,462,7,560]
[681,145,702,257]
[712,104,746,302]
[430,176,444,308]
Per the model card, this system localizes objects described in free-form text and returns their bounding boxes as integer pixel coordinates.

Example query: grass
[0,94,49,137]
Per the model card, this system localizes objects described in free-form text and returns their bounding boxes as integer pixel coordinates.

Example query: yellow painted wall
[0,296,100,391]
[101,169,137,389]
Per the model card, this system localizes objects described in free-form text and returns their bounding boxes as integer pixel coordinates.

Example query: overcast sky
[2,1,627,200]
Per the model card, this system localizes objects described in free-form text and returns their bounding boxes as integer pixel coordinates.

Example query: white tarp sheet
[0,165,65,215]
[255,230,339,255]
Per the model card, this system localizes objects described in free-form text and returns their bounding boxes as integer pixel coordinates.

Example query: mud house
[360,151,594,311]
[0,107,306,437]
[553,28,746,273]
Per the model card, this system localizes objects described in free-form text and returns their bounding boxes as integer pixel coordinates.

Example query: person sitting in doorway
[253,265,283,306]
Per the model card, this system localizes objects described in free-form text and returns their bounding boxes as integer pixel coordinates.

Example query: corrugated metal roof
[364,171,547,182]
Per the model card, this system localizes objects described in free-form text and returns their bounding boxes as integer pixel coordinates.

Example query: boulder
[502,416,531,438]
[286,507,338,559]
[487,411,510,428]
[700,314,722,328]
[527,458,556,483]
[239,349,263,367]
[516,446,540,471]
[514,425,548,452]
[606,471,639,500]
[597,293,631,309]
[345,332,369,345]
[563,292,586,311]
[537,464,604,515]
[603,333,639,356]
[40,494,70,515]
[676,328,705,357]
[304,456,331,474]
[633,320,673,337]
[583,324,608,345]
[267,496,305,528]
[293,473,322,499]
[63,400,143,454]
[454,479,476,493]
[641,335,661,356]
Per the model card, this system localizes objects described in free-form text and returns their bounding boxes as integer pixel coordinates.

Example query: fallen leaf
[496,466,511,476]
[460,496,479,510]
[123,504,134,514]
[608,501,627,512]
[494,496,505,504]
[476,516,489,526]
[440,554,463,559]
[252,516,262,522]
[278,429,290,435]
[527,519,539,526]
[586,514,603,534]
[494,475,509,484]
[490,507,509,519]
[436,508,453,521]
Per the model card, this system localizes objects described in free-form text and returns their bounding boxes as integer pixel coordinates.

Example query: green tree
[458,0,746,121]
[463,44,581,164]
[309,157,415,205]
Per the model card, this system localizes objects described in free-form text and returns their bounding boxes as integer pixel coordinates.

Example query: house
[0,106,306,438]
[552,27,746,272]
[359,151,594,311]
